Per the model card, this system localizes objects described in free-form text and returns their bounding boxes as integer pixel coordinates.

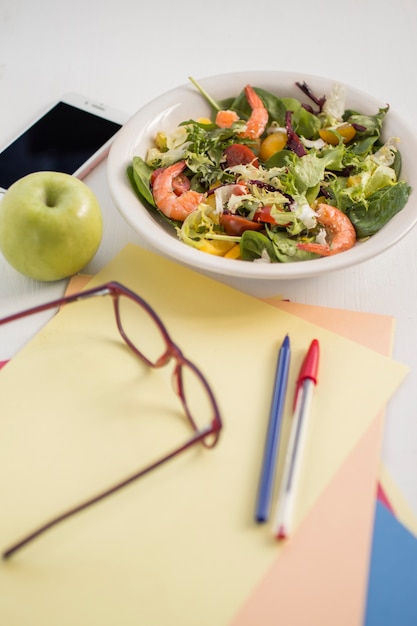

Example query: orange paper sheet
[232,417,383,625]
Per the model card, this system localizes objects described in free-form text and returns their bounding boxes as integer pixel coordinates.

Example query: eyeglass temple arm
[2,425,215,560]
[0,284,118,326]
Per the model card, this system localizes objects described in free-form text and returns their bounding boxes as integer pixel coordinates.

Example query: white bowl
[107,71,417,281]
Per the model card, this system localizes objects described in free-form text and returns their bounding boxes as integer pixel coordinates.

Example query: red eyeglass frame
[1,281,222,559]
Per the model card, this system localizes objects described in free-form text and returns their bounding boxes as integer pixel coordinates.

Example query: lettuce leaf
[346,181,411,238]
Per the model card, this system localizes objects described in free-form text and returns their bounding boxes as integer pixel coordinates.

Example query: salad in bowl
[126,77,410,265]
[107,71,417,281]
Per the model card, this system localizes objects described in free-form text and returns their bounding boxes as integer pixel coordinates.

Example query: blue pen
[255,333,291,523]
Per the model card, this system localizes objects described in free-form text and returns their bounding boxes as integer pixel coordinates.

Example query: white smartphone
[0,93,129,193]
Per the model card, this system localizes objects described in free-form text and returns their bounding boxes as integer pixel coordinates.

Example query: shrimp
[297,203,356,256]
[216,109,239,128]
[152,161,204,221]
[214,84,268,139]
[241,84,269,139]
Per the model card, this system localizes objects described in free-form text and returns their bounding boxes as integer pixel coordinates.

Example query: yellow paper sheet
[66,276,405,625]
[67,277,417,539]
[0,244,408,625]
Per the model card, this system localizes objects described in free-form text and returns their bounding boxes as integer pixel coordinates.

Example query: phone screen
[0,102,123,189]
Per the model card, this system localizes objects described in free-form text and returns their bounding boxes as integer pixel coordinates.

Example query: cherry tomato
[150,168,191,196]
[223,144,259,167]
[150,168,164,186]
[171,173,191,196]
[220,214,263,236]
[253,205,277,224]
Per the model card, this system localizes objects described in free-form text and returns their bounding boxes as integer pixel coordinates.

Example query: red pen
[272,339,320,540]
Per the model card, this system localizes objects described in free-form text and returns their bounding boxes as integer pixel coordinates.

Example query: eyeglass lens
[174,363,219,446]
[115,293,218,442]
[114,293,169,365]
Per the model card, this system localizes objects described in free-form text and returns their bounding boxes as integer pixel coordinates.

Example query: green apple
[0,171,103,281]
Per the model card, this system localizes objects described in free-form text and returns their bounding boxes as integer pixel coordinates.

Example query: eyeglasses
[0,281,222,559]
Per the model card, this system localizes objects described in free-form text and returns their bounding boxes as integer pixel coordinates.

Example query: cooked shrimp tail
[152,161,204,221]
[241,85,269,139]
[214,85,268,138]
[297,203,356,256]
